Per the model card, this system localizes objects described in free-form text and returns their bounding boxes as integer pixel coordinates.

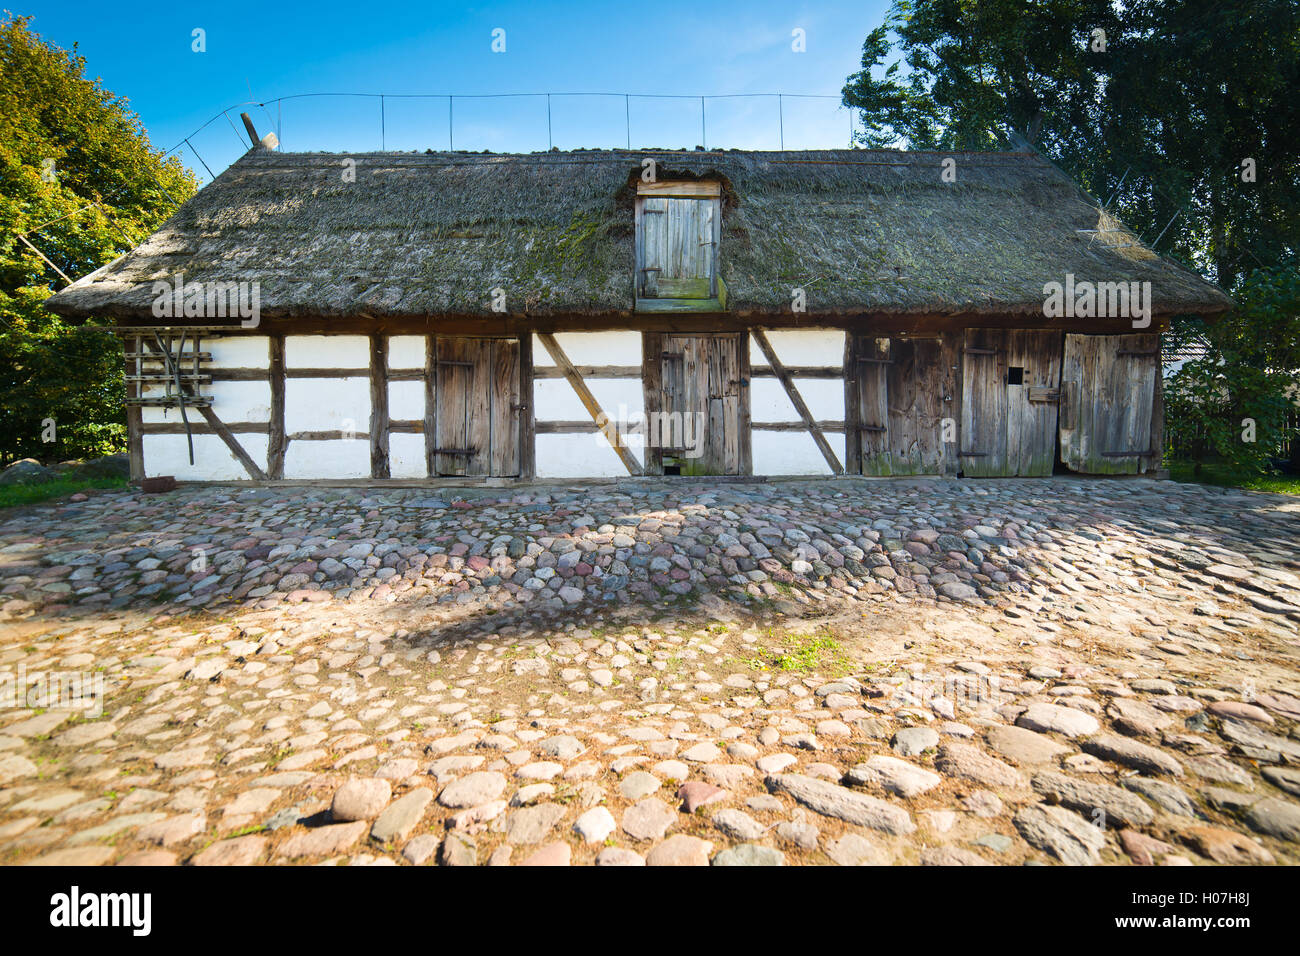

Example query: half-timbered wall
[128,323,1164,483]
[533,332,645,478]
[140,334,271,480]
[749,330,846,475]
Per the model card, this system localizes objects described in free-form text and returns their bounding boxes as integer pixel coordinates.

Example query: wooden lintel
[536,332,642,476]
[750,329,843,475]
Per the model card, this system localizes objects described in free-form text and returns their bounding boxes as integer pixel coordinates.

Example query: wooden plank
[490,338,521,477]
[141,422,270,434]
[885,337,944,475]
[518,333,535,479]
[856,336,892,475]
[1006,330,1063,476]
[124,336,144,482]
[537,332,641,475]
[369,334,390,479]
[466,339,492,477]
[939,331,962,476]
[843,335,861,474]
[736,331,751,474]
[424,335,437,478]
[533,365,642,379]
[960,329,1008,476]
[284,368,371,378]
[436,337,470,476]
[267,334,286,479]
[389,420,423,433]
[750,329,842,474]
[641,332,664,475]
[750,365,845,379]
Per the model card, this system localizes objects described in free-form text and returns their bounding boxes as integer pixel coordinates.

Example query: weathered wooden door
[960,329,1063,477]
[1059,333,1161,474]
[849,335,945,476]
[429,337,520,477]
[656,333,748,475]
[638,196,719,299]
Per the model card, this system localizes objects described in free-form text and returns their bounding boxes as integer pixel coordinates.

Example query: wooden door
[849,335,945,476]
[1059,334,1160,474]
[657,333,747,475]
[640,197,717,299]
[960,329,1062,477]
[430,337,520,477]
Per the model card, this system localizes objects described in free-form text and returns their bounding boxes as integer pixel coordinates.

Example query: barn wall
[749,329,845,475]
[128,322,1160,483]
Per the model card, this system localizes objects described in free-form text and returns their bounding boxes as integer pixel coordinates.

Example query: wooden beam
[533,365,642,379]
[518,333,536,479]
[641,332,664,475]
[369,333,390,478]
[195,405,267,479]
[124,335,144,481]
[750,329,843,475]
[424,335,438,477]
[536,332,642,476]
[141,422,270,434]
[267,335,286,478]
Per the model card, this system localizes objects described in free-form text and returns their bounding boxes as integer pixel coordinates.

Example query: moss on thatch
[46,147,1232,320]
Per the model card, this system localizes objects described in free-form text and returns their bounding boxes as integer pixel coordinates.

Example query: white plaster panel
[285,377,370,432]
[141,381,271,424]
[748,329,845,368]
[749,378,844,424]
[283,438,370,479]
[539,331,642,367]
[285,335,368,369]
[535,432,642,478]
[388,381,425,421]
[143,434,268,481]
[388,433,427,479]
[206,336,269,367]
[751,430,845,476]
[533,378,644,423]
[388,335,426,369]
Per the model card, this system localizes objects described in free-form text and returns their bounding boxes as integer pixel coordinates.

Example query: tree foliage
[843,0,1300,471]
[0,15,197,465]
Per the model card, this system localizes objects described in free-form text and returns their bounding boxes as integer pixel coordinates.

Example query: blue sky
[20,0,892,184]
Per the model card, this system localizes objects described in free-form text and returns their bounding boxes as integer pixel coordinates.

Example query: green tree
[844,0,1300,473]
[0,14,197,465]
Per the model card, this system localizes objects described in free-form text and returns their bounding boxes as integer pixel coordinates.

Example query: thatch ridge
[46,147,1233,320]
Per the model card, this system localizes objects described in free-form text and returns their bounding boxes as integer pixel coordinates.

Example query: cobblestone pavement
[1,477,1299,866]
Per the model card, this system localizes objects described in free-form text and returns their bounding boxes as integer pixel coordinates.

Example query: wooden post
[124,333,144,481]
[842,333,861,475]
[369,333,390,479]
[518,334,536,479]
[641,332,664,475]
[423,335,438,478]
[267,334,286,478]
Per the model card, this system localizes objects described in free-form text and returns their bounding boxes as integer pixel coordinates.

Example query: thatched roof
[46,147,1232,320]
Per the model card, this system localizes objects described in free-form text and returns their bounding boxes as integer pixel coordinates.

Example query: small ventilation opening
[663,462,682,476]
[1007,366,1024,386]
